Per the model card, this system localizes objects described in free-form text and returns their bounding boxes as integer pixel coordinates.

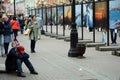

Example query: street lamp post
[14,0,16,16]
[45,5,48,32]
[56,5,58,35]
[62,3,65,36]
[50,5,53,34]
[68,0,79,57]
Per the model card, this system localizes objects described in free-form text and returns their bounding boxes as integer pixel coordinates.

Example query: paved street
[0,27,120,80]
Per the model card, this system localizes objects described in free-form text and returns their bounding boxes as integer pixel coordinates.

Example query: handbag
[24,28,32,35]
[11,40,20,47]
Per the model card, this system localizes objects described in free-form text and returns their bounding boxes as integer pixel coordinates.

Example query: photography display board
[46,7,51,25]
[57,6,63,25]
[75,4,81,27]
[64,5,72,25]
[109,0,120,29]
[43,8,46,25]
[52,7,57,25]
[83,3,93,28]
[95,1,108,29]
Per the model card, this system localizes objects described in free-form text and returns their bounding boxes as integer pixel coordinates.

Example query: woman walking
[28,15,40,53]
[10,16,20,40]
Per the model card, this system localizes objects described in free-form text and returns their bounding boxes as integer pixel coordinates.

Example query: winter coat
[10,20,20,30]
[28,21,40,41]
[4,21,12,43]
[4,21,12,35]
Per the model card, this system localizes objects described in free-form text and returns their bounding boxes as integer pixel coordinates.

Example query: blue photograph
[83,3,93,28]
[109,0,120,29]
[75,4,81,27]
[57,6,63,25]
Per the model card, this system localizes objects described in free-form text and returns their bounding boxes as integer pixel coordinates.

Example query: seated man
[5,45,38,77]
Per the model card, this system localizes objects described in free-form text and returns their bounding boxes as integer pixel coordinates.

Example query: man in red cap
[5,45,38,77]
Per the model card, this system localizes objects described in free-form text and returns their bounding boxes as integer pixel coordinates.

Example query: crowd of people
[0,14,43,77]
[0,14,43,56]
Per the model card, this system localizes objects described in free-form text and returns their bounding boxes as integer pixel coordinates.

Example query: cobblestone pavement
[0,28,120,80]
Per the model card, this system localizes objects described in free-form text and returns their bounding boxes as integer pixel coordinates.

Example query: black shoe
[31,51,36,53]
[17,72,26,77]
[30,71,38,75]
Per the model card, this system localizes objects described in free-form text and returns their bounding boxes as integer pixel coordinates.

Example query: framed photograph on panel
[95,1,108,30]
[64,5,72,26]
[109,0,120,29]
[75,4,81,27]
[57,6,63,25]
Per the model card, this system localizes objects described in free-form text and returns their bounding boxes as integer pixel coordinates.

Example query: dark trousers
[31,40,36,52]
[4,43,9,54]
[110,29,117,44]
[13,30,18,40]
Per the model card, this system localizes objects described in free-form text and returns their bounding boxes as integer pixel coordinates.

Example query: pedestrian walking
[5,45,38,77]
[28,15,40,53]
[0,14,4,57]
[10,16,20,40]
[17,15,25,34]
[110,20,118,44]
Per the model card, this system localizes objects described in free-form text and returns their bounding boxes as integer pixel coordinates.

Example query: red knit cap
[17,45,25,54]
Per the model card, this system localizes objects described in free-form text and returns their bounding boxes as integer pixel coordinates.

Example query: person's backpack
[0,21,4,34]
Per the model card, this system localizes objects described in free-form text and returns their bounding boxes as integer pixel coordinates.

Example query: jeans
[102,32,107,43]
[20,27,24,34]
[0,35,4,55]
[31,40,36,52]
[16,59,35,73]
[110,29,117,43]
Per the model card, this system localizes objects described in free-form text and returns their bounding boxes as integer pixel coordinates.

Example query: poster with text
[95,2,108,29]
[64,5,72,25]
[75,4,81,27]
[83,3,93,28]
[109,0,120,29]
[57,6,63,25]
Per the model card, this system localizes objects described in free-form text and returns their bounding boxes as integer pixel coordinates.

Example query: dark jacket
[5,47,29,72]
[0,21,4,35]
[4,21,12,35]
